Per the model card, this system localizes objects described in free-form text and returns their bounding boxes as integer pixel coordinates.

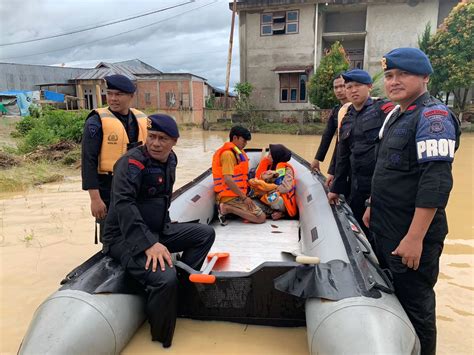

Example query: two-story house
[233,0,459,110]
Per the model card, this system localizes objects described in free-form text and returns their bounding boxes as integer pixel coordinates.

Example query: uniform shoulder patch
[128,158,145,170]
[416,104,457,163]
[127,158,145,181]
[381,102,395,113]
[88,125,99,138]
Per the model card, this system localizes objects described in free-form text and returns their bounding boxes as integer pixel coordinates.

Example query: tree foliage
[423,3,474,112]
[234,82,253,99]
[308,42,350,109]
[418,22,432,54]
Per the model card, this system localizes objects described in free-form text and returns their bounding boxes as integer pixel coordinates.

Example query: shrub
[308,42,350,109]
[13,107,88,153]
[12,115,37,137]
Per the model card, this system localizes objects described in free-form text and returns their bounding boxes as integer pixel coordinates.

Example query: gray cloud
[0,0,240,87]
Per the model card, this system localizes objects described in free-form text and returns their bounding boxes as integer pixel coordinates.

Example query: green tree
[233,82,263,131]
[425,2,474,114]
[307,42,350,108]
[418,22,432,53]
[370,71,386,99]
[234,82,253,99]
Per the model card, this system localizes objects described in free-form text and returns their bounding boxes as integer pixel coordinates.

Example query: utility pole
[224,0,237,111]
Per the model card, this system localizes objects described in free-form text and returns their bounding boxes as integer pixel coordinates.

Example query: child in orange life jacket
[252,144,297,220]
[248,169,286,212]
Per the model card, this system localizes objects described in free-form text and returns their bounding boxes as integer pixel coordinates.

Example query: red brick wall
[136,81,158,109]
[192,81,204,123]
[134,79,205,123]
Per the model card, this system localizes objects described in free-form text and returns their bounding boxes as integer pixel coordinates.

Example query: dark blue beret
[104,74,136,93]
[382,48,433,75]
[147,114,179,138]
[342,69,373,85]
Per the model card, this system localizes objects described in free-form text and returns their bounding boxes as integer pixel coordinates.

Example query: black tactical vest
[371,93,460,241]
[136,152,177,233]
[341,99,388,195]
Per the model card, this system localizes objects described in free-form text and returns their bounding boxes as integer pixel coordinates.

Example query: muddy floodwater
[1,129,472,354]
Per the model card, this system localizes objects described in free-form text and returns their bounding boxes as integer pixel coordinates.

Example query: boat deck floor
[204,218,301,272]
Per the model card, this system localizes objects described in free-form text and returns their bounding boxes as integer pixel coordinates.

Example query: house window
[300,74,307,101]
[261,10,299,36]
[279,73,307,103]
[290,89,297,102]
[166,92,176,107]
[145,93,151,105]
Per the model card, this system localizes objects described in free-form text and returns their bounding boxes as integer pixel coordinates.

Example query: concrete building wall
[0,63,88,92]
[239,0,460,110]
[364,0,440,75]
[240,4,316,109]
[437,0,459,26]
[324,10,366,32]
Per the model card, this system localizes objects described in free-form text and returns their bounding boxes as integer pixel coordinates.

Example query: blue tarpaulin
[44,90,65,103]
[0,90,36,116]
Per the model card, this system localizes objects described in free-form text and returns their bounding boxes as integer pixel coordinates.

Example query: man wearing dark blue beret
[327,69,394,242]
[81,74,148,244]
[103,113,215,348]
[363,47,461,355]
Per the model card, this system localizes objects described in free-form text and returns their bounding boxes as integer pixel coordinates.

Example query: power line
[0,1,219,61]
[0,1,194,47]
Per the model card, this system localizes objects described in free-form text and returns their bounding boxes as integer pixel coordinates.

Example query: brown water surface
[1,129,472,354]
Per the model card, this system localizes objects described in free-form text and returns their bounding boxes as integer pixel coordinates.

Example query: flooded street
[1,128,472,354]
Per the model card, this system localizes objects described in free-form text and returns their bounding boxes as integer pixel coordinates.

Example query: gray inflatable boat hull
[19,290,144,355]
[19,149,420,354]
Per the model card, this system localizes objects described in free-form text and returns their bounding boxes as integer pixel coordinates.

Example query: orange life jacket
[97,107,148,174]
[256,156,297,217]
[212,142,249,198]
[337,102,352,139]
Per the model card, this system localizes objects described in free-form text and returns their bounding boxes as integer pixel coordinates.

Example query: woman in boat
[253,144,297,220]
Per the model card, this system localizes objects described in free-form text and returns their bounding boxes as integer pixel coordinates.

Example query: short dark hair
[229,125,251,141]
[333,72,344,82]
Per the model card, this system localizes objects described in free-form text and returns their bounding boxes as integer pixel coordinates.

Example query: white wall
[364,0,439,75]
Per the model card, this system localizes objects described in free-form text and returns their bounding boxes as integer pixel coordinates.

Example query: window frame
[144,92,151,105]
[279,72,308,104]
[280,88,289,102]
[260,9,300,37]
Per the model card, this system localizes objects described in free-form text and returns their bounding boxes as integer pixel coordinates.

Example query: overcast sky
[0,0,239,88]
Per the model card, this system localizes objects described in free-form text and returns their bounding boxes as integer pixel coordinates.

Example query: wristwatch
[364,199,371,208]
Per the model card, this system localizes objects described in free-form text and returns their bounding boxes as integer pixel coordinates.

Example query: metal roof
[74,59,161,81]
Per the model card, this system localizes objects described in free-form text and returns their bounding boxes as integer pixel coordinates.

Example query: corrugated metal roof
[113,59,161,75]
[74,59,161,80]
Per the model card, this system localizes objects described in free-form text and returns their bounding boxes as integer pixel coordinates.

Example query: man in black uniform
[103,114,215,348]
[363,48,460,355]
[327,69,393,238]
[310,73,349,189]
[81,74,148,242]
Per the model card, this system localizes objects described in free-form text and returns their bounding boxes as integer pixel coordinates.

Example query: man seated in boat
[102,114,216,348]
[252,144,297,220]
[212,126,266,224]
